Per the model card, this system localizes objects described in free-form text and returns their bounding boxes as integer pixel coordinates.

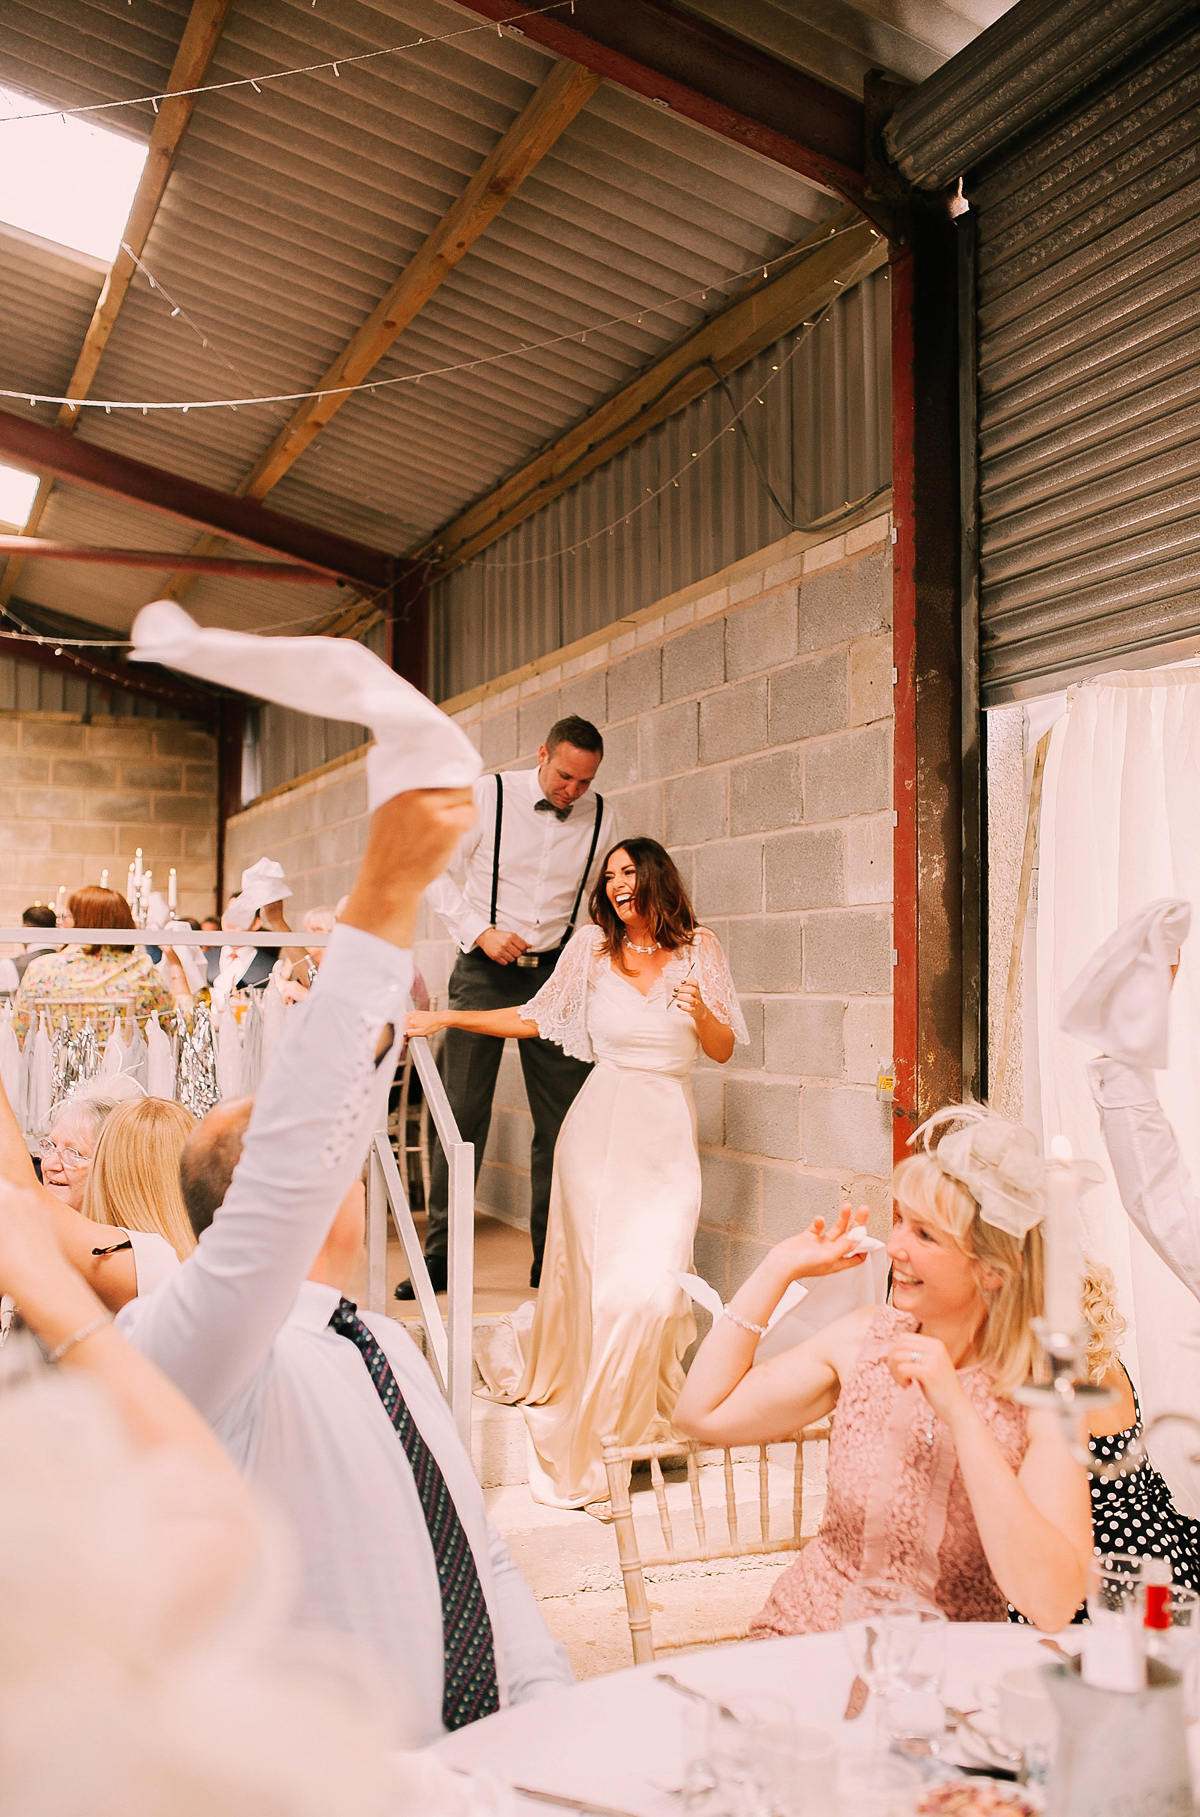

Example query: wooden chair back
[600,1424,831,1665]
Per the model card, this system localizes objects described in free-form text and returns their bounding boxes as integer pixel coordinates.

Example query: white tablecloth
[436,1625,1067,1815]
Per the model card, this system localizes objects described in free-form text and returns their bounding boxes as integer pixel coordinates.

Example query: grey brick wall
[0,713,217,925]
[421,515,896,1294]
[221,515,896,1296]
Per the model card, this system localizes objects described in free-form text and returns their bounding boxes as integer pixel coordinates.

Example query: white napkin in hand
[671,1271,810,1330]
[237,858,292,915]
[131,600,482,808]
[1060,897,1191,1068]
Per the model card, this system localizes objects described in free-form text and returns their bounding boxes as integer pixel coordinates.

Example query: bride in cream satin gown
[476,924,748,1510]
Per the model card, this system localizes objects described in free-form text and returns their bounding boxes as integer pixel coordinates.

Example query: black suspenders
[561,793,604,951]
[488,775,605,955]
[490,773,504,928]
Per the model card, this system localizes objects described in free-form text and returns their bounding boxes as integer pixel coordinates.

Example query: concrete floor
[365,1214,824,1681]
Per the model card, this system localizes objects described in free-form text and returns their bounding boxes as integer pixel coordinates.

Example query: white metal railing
[366,1034,474,1446]
[0,929,329,946]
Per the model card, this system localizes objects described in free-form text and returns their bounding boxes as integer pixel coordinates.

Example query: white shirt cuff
[315,922,414,1007]
[460,912,491,953]
[1087,1056,1158,1109]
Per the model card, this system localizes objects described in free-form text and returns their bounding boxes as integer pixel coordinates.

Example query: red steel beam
[0,411,395,592]
[0,536,335,582]
[449,0,868,210]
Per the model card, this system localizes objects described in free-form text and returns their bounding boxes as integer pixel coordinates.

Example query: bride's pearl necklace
[624,934,660,955]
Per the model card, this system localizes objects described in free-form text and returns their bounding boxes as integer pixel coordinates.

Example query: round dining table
[436,1624,1070,1815]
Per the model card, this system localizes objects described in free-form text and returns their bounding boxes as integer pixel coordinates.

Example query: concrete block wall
[221,511,896,1297]
[225,749,370,916]
[0,712,218,925]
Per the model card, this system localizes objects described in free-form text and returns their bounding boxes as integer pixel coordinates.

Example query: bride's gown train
[476,927,747,1509]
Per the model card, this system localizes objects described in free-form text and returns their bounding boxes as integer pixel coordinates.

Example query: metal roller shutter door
[974,18,1200,702]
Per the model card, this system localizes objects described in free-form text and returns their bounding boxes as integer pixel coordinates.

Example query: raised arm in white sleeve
[424,776,490,954]
[119,924,412,1420]
[1088,1055,1200,1304]
[486,1519,574,1701]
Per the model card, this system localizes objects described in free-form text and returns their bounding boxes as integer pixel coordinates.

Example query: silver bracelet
[46,1311,113,1365]
[721,1305,768,1336]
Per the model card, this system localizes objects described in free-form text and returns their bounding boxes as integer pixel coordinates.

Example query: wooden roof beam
[158,56,601,606]
[414,208,887,574]
[446,0,877,219]
[0,0,234,608]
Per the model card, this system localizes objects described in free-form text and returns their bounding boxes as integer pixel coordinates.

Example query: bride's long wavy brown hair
[589,839,697,973]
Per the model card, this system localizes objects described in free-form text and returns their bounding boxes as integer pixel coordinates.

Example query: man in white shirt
[0,904,60,995]
[118,788,573,1745]
[413,717,616,1292]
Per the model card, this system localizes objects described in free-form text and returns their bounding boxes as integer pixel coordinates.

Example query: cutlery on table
[946,1705,1023,1766]
[654,1671,738,1724]
[513,1787,641,1817]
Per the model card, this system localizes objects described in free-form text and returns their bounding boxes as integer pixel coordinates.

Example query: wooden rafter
[412,209,887,575]
[160,56,601,604]
[0,0,233,609]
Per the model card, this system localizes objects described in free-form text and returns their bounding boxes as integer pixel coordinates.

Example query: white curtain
[1037,664,1200,1512]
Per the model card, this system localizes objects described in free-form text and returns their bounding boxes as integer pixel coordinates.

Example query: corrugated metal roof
[1,0,1005,643]
[676,0,1021,99]
[0,226,104,434]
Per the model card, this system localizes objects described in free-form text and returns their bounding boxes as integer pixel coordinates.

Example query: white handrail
[365,1034,474,1446]
[0,928,327,946]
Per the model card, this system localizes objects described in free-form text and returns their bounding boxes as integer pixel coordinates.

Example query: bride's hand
[767,1204,870,1283]
[405,1010,446,1039]
[672,979,709,1027]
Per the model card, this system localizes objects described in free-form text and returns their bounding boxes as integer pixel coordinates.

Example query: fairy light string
[0,3,581,128]
[1,220,870,417]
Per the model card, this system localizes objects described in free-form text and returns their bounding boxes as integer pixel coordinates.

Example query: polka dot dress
[1010,1367,1200,1624]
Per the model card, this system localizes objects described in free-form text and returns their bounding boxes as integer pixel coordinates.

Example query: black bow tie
[534,798,572,822]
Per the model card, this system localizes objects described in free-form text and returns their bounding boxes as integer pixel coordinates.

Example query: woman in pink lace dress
[675,1109,1093,1634]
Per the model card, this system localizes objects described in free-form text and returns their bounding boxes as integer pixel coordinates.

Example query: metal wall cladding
[0,651,184,719]
[884,0,1195,191]
[251,617,386,799]
[428,267,891,701]
[975,17,1200,701]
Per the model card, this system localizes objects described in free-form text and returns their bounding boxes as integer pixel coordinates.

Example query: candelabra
[121,849,178,927]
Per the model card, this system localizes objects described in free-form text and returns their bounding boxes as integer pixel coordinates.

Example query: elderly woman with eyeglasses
[2,1075,181,1312]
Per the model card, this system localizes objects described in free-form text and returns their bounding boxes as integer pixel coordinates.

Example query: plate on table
[916,1780,1044,1814]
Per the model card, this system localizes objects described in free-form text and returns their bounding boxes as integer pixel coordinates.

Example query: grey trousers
[424,946,592,1270]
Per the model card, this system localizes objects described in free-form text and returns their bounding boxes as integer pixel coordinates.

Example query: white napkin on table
[145,1012,176,1100]
[1060,897,1191,1068]
[130,600,482,808]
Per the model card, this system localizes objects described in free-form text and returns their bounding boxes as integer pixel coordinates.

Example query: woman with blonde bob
[674,1107,1093,1634]
[84,1097,197,1278]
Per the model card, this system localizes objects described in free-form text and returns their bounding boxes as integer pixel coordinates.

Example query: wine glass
[840,1579,922,1749]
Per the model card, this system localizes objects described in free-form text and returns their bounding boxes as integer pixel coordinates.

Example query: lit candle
[134,847,143,883]
[55,885,66,918]
[168,868,177,912]
[100,868,109,889]
[1044,1136,1084,1336]
[127,862,137,906]
[141,870,152,910]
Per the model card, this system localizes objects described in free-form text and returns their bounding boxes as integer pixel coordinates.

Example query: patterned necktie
[328,1296,500,1729]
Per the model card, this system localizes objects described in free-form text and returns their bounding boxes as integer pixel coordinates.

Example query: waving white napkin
[237,858,292,915]
[131,600,482,808]
[1060,897,1192,1068]
[145,1011,176,1099]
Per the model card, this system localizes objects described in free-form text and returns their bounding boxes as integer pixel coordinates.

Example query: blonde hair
[83,1098,197,1260]
[890,1149,1044,1393]
[1082,1261,1126,1383]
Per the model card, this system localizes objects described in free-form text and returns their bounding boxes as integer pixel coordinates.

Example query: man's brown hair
[179,1098,253,1238]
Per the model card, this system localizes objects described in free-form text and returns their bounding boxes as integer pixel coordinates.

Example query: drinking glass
[1086,1553,1144,1621]
[840,1580,922,1749]
[681,1696,822,1817]
[1147,1584,1200,1685]
[882,1605,948,1751]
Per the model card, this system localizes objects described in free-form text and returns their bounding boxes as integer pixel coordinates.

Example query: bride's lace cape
[526,924,750,1063]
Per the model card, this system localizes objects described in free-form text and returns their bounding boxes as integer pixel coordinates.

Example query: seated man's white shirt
[118,923,570,1742]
